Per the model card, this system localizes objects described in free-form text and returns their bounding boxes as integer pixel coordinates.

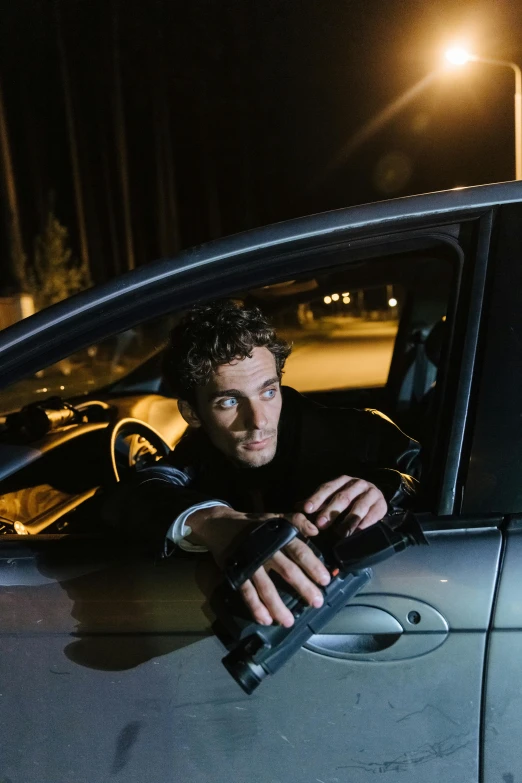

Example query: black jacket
[119,387,420,550]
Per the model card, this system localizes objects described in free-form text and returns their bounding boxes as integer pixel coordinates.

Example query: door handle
[306,605,402,656]
[316,604,402,635]
[305,595,449,662]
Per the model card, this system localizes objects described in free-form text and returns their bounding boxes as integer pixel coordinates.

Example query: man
[125,300,419,628]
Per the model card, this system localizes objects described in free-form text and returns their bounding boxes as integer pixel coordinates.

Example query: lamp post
[445,47,522,180]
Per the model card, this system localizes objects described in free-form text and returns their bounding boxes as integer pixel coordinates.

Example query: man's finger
[251,565,295,627]
[286,512,319,537]
[239,542,332,626]
[315,480,370,528]
[301,475,354,515]
[239,578,273,626]
[352,499,387,532]
[341,498,387,535]
[358,509,385,530]
[347,491,386,525]
[342,493,374,526]
[284,538,331,586]
[270,548,326,609]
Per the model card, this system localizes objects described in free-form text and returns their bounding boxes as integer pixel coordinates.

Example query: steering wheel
[109,417,171,482]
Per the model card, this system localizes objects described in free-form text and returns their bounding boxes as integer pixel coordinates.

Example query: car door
[0,187,513,783]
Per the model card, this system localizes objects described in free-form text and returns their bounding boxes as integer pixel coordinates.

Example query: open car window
[0,235,458,538]
[0,297,399,417]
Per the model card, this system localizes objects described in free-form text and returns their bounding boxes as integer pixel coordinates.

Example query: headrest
[425,319,445,367]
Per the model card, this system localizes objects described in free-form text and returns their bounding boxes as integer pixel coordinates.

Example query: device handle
[224,518,298,590]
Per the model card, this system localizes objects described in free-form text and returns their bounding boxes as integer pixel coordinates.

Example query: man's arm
[111,463,331,627]
[295,408,420,535]
[167,499,230,552]
[106,462,227,552]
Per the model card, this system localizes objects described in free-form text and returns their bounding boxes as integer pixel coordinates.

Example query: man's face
[190,346,283,467]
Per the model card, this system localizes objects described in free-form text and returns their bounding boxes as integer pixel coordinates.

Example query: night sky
[1,0,522,286]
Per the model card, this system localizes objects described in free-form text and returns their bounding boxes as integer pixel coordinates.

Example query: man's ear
[178,399,202,428]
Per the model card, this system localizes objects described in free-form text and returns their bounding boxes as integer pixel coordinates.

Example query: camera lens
[222,647,267,695]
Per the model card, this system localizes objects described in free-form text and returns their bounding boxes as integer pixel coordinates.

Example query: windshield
[0,316,175,415]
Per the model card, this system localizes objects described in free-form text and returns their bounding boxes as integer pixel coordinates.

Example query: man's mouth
[241,435,274,451]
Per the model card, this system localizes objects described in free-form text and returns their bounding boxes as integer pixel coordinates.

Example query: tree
[0,76,26,292]
[112,0,135,271]
[23,208,91,310]
[54,0,90,279]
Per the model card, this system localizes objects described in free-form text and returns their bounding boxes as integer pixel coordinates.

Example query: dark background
[1,0,521,285]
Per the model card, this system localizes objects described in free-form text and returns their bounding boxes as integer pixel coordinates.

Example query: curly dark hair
[163,300,292,403]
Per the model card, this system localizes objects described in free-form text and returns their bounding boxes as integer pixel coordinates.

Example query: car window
[0,283,400,413]
[0,240,458,539]
[0,250,454,418]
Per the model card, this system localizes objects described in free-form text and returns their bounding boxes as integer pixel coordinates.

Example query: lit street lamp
[445,47,522,180]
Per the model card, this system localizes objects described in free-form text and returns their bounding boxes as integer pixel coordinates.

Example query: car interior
[0,237,458,541]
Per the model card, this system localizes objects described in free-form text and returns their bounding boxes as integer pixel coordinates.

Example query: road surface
[282,323,396,392]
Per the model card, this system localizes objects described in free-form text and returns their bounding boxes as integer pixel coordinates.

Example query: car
[0,180,521,783]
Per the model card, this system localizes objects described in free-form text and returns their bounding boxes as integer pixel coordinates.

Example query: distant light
[343,296,351,304]
[14,521,28,535]
[388,298,398,307]
[331,293,340,302]
[36,387,48,394]
[60,385,65,390]
[440,579,448,583]
[324,296,332,304]
[445,47,472,66]
[342,292,350,297]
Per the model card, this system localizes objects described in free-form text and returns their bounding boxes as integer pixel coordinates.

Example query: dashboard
[0,394,186,536]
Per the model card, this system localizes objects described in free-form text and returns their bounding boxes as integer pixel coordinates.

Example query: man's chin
[235,442,277,468]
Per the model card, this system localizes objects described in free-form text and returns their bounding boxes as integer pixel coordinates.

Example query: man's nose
[244,400,268,431]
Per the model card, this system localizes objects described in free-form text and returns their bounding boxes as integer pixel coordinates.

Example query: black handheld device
[211,512,427,694]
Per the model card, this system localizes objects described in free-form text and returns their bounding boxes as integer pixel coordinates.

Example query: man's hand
[187,506,330,628]
[297,475,387,536]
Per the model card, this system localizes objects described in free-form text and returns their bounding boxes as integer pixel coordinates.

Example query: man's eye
[219,398,237,409]
[262,388,277,399]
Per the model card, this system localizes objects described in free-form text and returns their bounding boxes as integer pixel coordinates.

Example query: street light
[445,46,522,180]
[445,47,472,66]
